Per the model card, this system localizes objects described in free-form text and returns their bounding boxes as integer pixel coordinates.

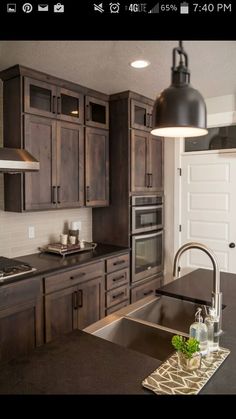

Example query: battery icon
[180,2,189,14]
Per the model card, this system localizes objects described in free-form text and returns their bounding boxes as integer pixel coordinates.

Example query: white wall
[0,83,92,258]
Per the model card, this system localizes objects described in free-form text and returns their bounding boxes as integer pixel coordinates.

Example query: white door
[180,151,236,274]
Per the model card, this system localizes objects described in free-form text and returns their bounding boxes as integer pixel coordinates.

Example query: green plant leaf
[171,335,200,359]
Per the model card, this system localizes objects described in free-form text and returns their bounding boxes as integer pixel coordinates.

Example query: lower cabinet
[44,262,105,343]
[105,253,130,315]
[0,278,43,364]
[131,274,163,303]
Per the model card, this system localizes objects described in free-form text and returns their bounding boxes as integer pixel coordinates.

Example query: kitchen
[0,40,236,395]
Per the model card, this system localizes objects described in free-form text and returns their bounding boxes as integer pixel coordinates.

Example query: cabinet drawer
[106,253,129,273]
[106,300,129,316]
[131,276,162,303]
[44,261,104,293]
[106,285,129,308]
[106,268,129,291]
[0,277,41,310]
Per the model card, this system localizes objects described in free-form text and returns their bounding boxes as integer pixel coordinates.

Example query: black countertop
[0,268,235,394]
[1,244,129,286]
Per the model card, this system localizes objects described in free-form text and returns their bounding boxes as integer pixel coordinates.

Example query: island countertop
[0,268,235,394]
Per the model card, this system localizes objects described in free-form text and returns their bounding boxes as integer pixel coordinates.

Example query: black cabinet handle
[70,272,86,280]
[52,186,57,204]
[113,260,125,266]
[143,289,154,296]
[145,113,150,127]
[78,289,83,307]
[57,186,61,204]
[149,173,153,188]
[57,97,61,114]
[112,291,125,300]
[73,291,78,310]
[112,275,125,282]
[52,95,56,113]
[86,186,90,202]
[229,242,235,248]
[146,173,152,188]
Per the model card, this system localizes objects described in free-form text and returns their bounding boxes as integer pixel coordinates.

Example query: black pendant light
[151,41,208,138]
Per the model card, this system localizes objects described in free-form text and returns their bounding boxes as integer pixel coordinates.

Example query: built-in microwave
[131,194,163,234]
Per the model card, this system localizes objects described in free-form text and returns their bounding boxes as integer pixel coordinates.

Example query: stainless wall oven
[131,194,164,283]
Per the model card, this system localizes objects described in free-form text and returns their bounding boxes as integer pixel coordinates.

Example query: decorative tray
[142,347,230,395]
[39,241,97,256]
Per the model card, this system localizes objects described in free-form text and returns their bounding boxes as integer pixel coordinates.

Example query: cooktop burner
[0,256,36,282]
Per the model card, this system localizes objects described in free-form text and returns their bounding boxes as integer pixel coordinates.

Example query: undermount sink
[127,295,201,334]
[91,316,177,361]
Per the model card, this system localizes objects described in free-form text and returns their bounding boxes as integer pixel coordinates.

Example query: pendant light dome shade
[151,42,208,138]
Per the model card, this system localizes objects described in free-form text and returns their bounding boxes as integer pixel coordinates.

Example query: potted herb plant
[172,335,202,371]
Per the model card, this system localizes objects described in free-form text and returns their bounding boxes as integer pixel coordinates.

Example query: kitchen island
[0,268,235,394]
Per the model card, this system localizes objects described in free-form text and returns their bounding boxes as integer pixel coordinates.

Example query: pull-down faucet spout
[173,242,222,334]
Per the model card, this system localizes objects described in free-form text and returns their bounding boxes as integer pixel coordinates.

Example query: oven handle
[133,231,163,240]
[132,205,163,211]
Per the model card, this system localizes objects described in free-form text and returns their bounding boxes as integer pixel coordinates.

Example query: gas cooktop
[0,256,36,282]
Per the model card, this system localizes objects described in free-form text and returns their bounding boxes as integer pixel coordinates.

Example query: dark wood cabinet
[105,252,130,314]
[131,99,153,131]
[85,127,109,207]
[44,262,105,342]
[19,116,84,211]
[131,274,163,303]
[24,77,84,124]
[85,96,109,129]
[131,130,163,193]
[0,278,43,364]
[1,65,109,212]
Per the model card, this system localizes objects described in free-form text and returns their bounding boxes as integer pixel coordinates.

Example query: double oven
[131,194,164,283]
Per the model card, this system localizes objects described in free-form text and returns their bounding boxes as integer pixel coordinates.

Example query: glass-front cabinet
[85,96,109,129]
[131,99,153,131]
[24,78,84,124]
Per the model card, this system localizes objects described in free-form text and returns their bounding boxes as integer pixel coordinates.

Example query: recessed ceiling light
[130,60,150,69]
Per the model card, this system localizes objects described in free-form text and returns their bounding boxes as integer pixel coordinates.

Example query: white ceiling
[0,41,236,99]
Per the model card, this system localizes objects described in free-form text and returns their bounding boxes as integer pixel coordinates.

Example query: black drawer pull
[113,260,126,266]
[113,275,125,282]
[143,290,153,296]
[52,186,57,204]
[70,272,86,280]
[112,291,125,299]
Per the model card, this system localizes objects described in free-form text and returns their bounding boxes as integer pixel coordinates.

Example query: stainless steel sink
[91,316,177,361]
[127,295,200,334]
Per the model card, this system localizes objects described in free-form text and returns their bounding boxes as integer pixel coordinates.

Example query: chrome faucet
[173,242,222,334]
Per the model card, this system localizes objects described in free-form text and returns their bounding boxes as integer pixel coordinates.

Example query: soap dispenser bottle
[189,307,208,353]
[204,307,219,351]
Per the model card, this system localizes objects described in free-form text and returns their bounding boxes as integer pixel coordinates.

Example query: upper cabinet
[131,99,153,131]
[0,65,109,212]
[85,96,109,129]
[24,77,84,124]
[131,130,163,193]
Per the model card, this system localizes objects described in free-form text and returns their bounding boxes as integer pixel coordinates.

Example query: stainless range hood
[0,148,40,173]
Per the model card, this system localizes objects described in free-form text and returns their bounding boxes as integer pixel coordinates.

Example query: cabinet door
[58,88,84,124]
[77,276,105,329]
[85,127,109,206]
[131,100,152,131]
[0,300,43,363]
[45,286,78,343]
[131,275,163,303]
[24,114,57,210]
[85,96,109,129]
[131,129,149,192]
[24,77,57,118]
[57,122,84,208]
[148,136,164,192]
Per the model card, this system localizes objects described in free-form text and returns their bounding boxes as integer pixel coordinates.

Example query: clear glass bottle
[204,307,219,351]
[189,308,208,353]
